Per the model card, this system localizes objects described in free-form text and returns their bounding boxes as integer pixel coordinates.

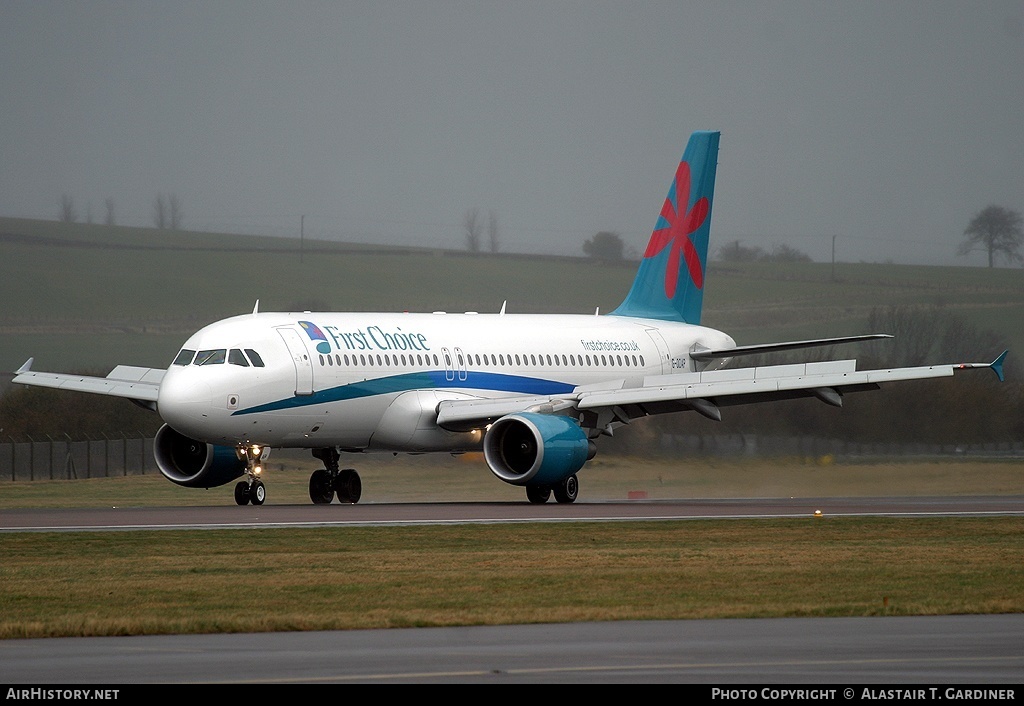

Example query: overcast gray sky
[2,1,1022,266]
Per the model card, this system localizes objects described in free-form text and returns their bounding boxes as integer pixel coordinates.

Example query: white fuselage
[156,311,735,451]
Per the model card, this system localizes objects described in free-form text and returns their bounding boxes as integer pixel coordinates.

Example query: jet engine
[153,424,246,488]
[483,412,595,486]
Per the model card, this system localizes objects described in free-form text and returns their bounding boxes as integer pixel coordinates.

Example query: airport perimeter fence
[1,434,154,482]
[1,433,1022,482]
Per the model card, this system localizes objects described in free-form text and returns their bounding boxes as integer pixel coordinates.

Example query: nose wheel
[234,445,270,505]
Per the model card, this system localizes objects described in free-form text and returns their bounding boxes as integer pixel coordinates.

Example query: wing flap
[578,360,956,410]
[436,395,577,431]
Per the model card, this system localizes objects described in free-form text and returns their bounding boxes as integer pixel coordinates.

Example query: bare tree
[59,194,77,223]
[958,205,1023,267]
[464,208,482,252]
[715,239,763,262]
[488,209,500,253]
[153,194,166,229]
[104,198,116,226]
[169,193,182,230]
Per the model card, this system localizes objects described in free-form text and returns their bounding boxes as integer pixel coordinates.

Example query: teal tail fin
[610,131,720,323]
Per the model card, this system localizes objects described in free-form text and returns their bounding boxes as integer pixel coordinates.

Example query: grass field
[2,516,1022,639]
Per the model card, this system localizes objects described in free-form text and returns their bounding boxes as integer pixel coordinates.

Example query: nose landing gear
[234,444,270,506]
[311,447,362,505]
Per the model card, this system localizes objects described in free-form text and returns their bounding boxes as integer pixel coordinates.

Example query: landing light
[254,465,262,476]
[250,445,262,457]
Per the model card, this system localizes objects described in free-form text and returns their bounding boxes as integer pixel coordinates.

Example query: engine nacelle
[154,424,246,488]
[483,412,594,486]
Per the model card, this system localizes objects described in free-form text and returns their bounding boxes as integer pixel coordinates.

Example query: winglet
[15,357,34,374]
[990,350,1008,382]
[955,350,1008,382]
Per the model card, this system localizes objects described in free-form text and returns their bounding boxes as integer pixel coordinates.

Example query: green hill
[2,216,1021,372]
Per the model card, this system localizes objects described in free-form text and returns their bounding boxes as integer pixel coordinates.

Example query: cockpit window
[244,349,265,367]
[195,349,227,365]
[228,349,249,367]
[172,349,196,366]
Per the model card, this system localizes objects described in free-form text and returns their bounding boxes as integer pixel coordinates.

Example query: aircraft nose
[157,371,213,436]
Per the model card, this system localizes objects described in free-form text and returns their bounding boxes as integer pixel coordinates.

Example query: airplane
[12,131,1007,506]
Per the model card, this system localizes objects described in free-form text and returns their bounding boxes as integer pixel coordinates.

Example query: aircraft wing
[435,353,1007,431]
[12,358,164,408]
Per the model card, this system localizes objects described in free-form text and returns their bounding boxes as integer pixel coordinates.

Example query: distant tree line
[715,240,812,263]
[57,193,184,230]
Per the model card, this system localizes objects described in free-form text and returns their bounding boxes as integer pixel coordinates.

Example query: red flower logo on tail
[643,160,708,298]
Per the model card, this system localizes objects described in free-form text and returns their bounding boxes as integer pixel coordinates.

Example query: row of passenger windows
[172,348,266,367]
[317,351,647,370]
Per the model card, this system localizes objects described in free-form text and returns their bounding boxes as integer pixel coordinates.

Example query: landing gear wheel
[554,474,578,504]
[309,468,335,504]
[250,480,266,506]
[234,481,251,506]
[334,468,362,504]
[526,484,551,504]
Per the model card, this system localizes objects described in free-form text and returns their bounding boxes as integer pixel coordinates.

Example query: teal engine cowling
[154,424,246,488]
[483,412,595,486]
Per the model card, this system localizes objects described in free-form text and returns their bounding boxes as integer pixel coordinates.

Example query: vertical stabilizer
[610,131,720,323]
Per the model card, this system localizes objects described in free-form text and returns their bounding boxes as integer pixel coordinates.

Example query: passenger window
[173,349,195,366]
[228,349,250,367]
[244,349,265,367]
[195,349,226,365]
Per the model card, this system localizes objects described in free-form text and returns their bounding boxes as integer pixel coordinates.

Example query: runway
[2,495,1022,532]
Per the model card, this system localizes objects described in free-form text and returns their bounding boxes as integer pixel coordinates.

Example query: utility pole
[831,235,836,282]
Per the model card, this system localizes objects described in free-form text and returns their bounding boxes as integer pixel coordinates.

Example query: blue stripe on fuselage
[231,370,576,416]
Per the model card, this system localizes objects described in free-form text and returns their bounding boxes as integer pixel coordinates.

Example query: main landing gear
[310,448,362,505]
[526,474,578,504]
[234,444,269,506]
